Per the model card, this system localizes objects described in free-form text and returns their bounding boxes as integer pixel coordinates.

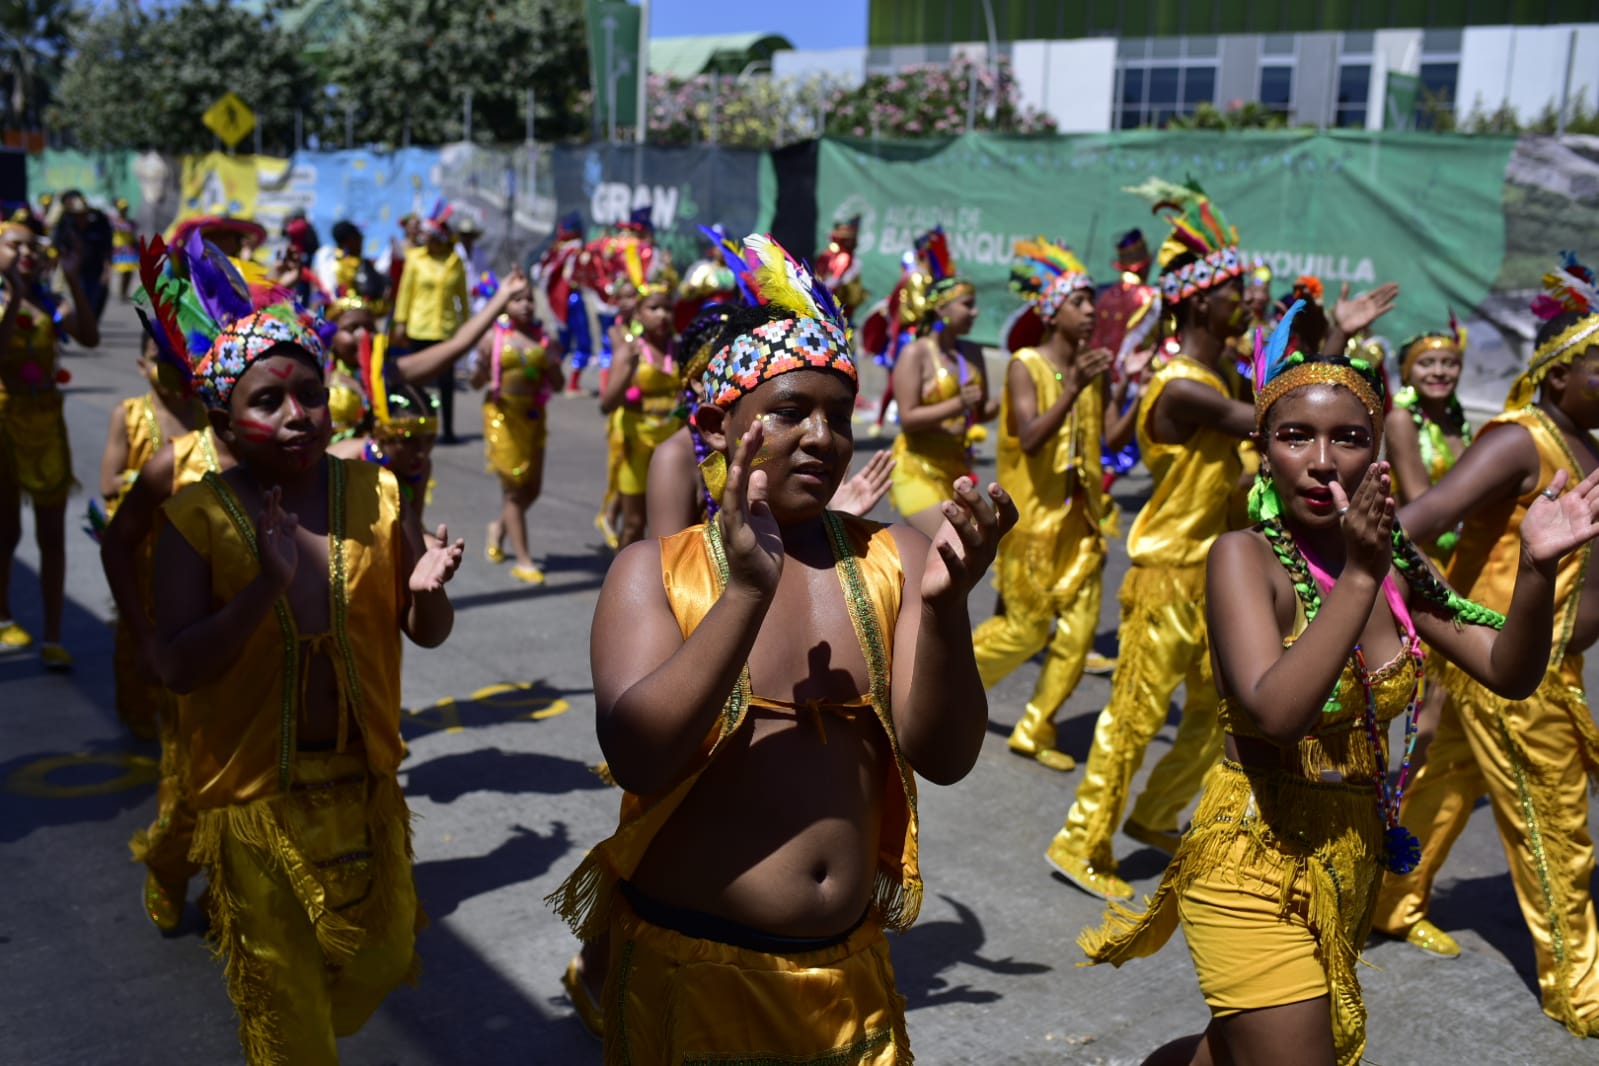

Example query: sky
[650,0,867,52]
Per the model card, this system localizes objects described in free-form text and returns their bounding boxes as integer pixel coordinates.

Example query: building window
[1336,64,1370,128]
[1260,65,1293,119]
[1115,37,1219,129]
[1416,60,1460,130]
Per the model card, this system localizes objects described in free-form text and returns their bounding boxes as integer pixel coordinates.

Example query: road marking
[7,752,159,797]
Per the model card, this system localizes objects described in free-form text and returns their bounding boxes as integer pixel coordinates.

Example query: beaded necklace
[1286,534,1425,874]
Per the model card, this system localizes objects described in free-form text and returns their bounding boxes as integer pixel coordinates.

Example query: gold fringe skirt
[1079,759,1384,1066]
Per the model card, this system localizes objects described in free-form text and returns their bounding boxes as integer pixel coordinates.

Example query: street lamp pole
[978,0,999,122]
[603,15,617,143]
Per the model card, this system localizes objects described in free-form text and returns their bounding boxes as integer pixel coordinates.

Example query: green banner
[586,0,640,136]
[1385,73,1421,131]
[813,131,1514,356]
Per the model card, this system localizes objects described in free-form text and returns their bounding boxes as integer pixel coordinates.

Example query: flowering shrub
[647,55,1056,147]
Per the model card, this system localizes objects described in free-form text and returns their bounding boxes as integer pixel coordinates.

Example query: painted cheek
[233,417,276,443]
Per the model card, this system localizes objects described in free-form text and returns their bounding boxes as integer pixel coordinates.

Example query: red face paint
[233,417,276,442]
[264,363,295,380]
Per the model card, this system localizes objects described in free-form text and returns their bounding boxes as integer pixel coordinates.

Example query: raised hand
[959,380,984,411]
[921,477,1018,607]
[717,420,784,598]
[257,486,300,593]
[501,268,530,299]
[829,448,896,517]
[1522,467,1599,566]
[1333,281,1400,337]
[1121,343,1157,382]
[1329,462,1394,582]
[410,524,465,592]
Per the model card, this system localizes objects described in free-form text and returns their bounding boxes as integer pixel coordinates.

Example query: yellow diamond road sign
[203,92,255,148]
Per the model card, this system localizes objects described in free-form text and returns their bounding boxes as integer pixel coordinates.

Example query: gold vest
[548,511,922,940]
[1127,357,1242,568]
[1447,406,1591,667]
[162,459,406,809]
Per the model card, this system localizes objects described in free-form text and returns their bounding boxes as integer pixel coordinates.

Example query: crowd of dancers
[1,172,1598,1066]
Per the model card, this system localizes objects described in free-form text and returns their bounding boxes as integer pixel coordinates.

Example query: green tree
[51,0,320,153]
[0,0,83,128]
[326,0,589,147]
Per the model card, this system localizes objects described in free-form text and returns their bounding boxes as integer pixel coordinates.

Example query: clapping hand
[410,524,465,592]
[257,486,300,593]
[1521,468,1599,567]
[921,477,1017,607]
[829,449,896,517]
[1328,462,1394,582]
[718,420,784,598]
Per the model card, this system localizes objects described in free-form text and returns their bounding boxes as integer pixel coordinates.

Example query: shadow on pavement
[403,748,609,804]
[0,735,158,843]
[893,893,1051,1011]
[400,676,594,742]
[411,822,573,922]
[1431,870,1541,998]
[449,574,607,611]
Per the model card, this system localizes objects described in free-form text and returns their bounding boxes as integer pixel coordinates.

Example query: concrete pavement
[1,298,1593,1064]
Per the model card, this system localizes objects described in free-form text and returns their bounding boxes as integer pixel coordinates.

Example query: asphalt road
[2,299,1595,1065]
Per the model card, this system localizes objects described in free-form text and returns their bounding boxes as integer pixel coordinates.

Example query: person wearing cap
[53,190,114,319]
[392,212,469,443]
[452,213,488,299]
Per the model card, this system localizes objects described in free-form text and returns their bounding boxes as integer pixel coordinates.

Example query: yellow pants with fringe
[1374,657,1599,1036]
[128,703,199,892]
[1055,563,1223,867]
[1081,759,1384,1066]
[973,526,1104,754]
[192,752,420,1065]
[605,896,912,1065]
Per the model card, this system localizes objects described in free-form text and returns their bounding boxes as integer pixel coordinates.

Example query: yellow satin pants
[1374,657,1599,1036]
[973,536,1104,756]
[128,699,199,892]
[605,897,911,1065]
[197,755,420,1065]
[0,390,74,506]
[1056,563,1223,869]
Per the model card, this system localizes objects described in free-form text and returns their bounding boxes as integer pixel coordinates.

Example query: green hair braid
[1389,520,1506,630]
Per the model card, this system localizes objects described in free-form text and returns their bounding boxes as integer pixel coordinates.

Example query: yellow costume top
[0,302,73,505]
[1126,357,1242,568]
[484,319,555,486]
[0,300,61,390]
[1083,601,1420,1066]
[171,427,222,491]
[393,246,467,342]
[890,348,978,515]
[161,458,406,810]
[549,511,922,942]
[329,370,367,441]
[617,341,683,496]
[992,348,1106,614]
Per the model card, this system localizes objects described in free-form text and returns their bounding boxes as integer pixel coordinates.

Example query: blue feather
[183,231,252,328]
[1264,299,1306,384]
[186,329,213,357]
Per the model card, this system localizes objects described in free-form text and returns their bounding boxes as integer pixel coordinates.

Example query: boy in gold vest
[142,233,465,1064]
[549,234,1015,1063]
[1374,255,1599,1038]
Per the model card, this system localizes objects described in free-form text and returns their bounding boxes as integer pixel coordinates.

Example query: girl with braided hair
[1080,303,1599,1066]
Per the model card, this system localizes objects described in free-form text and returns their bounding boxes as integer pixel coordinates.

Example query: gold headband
[1507,312,1599,410]
[1256,362,1385,446]
[1400,335,1461,384]
[929,280,976,312]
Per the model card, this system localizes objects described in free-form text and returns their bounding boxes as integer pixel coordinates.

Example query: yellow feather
[745,234,815,318]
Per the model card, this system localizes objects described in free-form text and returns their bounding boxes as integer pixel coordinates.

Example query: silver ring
[1336,506,1350,517]
[1542,488,1560,501]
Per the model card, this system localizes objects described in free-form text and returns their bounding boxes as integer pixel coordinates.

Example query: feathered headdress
[1253,299,1385,442]
[1010,236,1094,322]
[1125,176,1242,305]
[701,233,856,407]
[135,232,325,409]
[418,199,453,241]
[1509,251,1599,409]
[915,227,954,283]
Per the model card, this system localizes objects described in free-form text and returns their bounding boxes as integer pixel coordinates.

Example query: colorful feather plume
[1124,176,1238,267]
[1009,236,1088,302]
[717,233,847,334]
[1255,299,1306,392]
[1533,251,1599,321]
[915,227,954,283]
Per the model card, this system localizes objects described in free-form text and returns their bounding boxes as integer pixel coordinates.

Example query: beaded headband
[1161,246,1243,304]
[702,233,857,407]
[927,277,975,312]
[1509,252,1599,410]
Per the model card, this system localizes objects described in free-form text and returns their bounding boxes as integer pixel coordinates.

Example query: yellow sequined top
[549,511,922,941]
[633,342,680,416]
[0,302,60,393]
[1127,357,1243,568]
[122,394,163,475]
[492,318,551,393]
[161,459,406,809]
[919,350,980,437]
[171,427,222,492]
[992,348,1107,612]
